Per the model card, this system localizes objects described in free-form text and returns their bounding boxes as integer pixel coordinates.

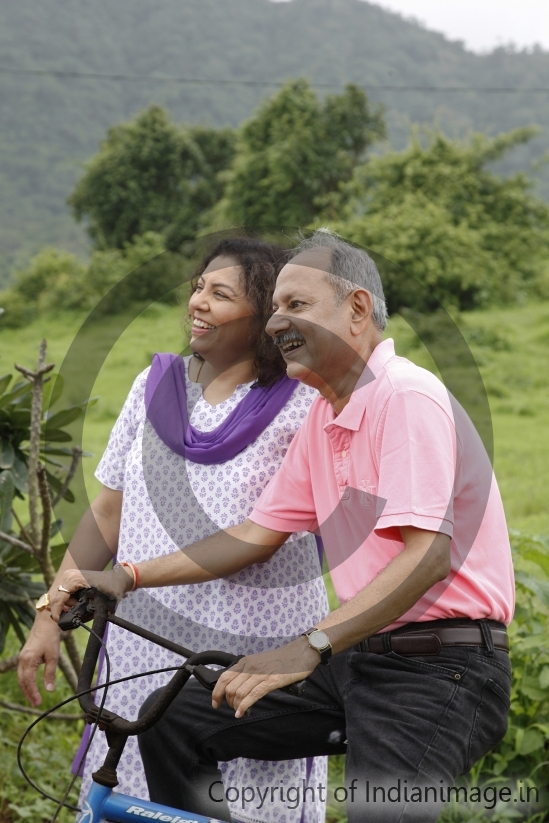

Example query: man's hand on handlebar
[49,566,134,622]
[212,637,320,718]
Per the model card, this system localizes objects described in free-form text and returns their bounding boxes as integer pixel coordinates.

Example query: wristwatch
[35,593,50,611]
[302,628,332,665]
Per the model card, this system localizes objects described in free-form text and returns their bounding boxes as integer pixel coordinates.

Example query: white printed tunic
[79,359,329,823]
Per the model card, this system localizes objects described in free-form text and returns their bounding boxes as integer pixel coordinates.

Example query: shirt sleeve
[94,369,149,491]
[374,389,457,539]
[249,405,318,534]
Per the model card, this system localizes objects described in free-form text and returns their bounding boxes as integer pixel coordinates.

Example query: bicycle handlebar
[61,588,306,737]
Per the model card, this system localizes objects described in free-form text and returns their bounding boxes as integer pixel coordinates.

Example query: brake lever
[284,679,307,697]
[58,587,103,631]
[190,656,245,691]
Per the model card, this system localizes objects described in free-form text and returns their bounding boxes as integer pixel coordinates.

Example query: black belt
[357,619,509,656]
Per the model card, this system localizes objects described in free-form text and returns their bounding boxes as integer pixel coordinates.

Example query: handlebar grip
[191,655,307,698]
[192,664,229,691]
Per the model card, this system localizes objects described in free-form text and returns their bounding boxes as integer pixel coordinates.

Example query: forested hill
[2,0,549,284]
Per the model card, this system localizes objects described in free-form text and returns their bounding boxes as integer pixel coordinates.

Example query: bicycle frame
[60,589,237,823]
[60,588,306,823]
[80,780,222,823]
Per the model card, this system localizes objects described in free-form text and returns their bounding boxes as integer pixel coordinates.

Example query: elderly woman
[18,236,329,823]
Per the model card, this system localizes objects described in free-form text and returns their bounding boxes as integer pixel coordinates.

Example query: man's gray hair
[290,228,388,332]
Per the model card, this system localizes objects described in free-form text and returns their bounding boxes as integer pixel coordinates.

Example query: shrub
[0,233,177,327]
[0,289,39,329]
[487,532,549,783]
[437,531,549,822]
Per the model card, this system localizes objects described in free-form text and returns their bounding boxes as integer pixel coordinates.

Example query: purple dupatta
[144,353,297,464]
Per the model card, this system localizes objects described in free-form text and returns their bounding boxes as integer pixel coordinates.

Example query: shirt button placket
[340,443,350,499]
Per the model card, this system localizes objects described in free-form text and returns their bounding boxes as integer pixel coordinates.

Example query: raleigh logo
[124,806,212,823]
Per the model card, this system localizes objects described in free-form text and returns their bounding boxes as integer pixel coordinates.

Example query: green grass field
[1,299,548,535]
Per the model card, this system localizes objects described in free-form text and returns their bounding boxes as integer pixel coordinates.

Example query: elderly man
[52,230,514,822]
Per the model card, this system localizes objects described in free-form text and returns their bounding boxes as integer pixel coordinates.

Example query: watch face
[309,631,330,650]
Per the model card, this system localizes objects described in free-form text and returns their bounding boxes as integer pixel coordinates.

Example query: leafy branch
[15,340,55,547]
[0,340,92,694]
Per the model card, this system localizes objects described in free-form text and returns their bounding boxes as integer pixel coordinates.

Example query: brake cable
[17,655,185,815]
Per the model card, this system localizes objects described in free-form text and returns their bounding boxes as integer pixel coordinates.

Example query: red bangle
[117,561,139,591]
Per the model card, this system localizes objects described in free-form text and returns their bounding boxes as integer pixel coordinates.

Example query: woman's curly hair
[190,237,290,387]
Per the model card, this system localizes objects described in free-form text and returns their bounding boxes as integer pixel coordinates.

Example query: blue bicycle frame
[79,781,223,823]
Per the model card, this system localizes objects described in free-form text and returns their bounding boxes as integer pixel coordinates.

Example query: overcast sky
[271,0,549,53]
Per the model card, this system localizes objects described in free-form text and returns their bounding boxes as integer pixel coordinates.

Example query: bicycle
[18,587,307,823]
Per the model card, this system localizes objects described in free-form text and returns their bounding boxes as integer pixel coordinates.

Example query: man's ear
[349,289,373,335]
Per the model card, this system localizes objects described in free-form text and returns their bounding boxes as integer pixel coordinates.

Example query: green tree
[213,79,385,228]
[332,128,549,312]
[68,105,237,251]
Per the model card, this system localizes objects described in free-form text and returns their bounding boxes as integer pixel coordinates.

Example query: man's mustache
[273,330,306,348]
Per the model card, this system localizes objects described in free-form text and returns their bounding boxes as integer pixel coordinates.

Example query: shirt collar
[325,338,396,432]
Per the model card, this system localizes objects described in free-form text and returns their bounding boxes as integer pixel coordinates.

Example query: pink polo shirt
[250,338,514,630]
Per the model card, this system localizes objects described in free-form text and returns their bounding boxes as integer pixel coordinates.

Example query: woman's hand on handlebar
[18,613,61,707]
[49,566,134,622]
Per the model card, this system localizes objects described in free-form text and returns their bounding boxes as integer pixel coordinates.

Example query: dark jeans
[138,634,511,823]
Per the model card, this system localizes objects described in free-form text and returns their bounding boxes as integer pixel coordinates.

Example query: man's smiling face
[266,251,361,391]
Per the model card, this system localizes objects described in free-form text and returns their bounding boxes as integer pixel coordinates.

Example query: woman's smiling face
[188,255,256,362]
